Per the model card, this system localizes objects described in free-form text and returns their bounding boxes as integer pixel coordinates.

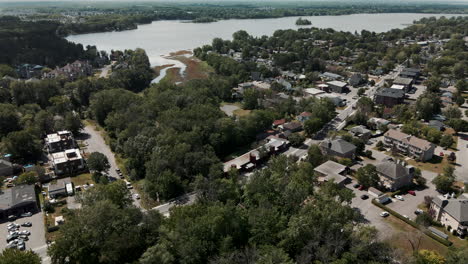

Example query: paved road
[455,132,468,183]
[99,64,112,78]
[82,125,142,208]
[152,193,197,217]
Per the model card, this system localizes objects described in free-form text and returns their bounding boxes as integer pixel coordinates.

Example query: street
[455,132,468,183]
[81,125,142,208]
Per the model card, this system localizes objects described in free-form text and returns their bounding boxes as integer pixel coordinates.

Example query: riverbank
[155,50,213,84]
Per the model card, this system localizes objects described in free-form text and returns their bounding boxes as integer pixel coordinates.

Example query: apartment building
[383,129,435,161]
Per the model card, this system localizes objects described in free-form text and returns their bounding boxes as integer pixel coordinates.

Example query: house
[317,93,346,107]
[297,112,312,123]
[0,159,14,177]
[251,72,263,81]
[376,157,414,191]
[48,178,73,199]
[320,72,343,81]
[319,139,356,159]
[43,60,92,80]
[430,194,468,236]
[51,149,85,175]
[399,68,421,79]
[45,131,76,153]
[0,184,38,221]
[303,88,326,97]
[314,160,349,186]
[368,117,390,130]
[349,125,372,141]
[327,81,348,93]
[272,119,286,128]
[383,129,435,161]
[393,77,413,91]
[223,137,289,173]
[349,73,365,87]
[282,122,303,132]
[317,84,329,92]
[428,120,445,131]
[373,88,405,107]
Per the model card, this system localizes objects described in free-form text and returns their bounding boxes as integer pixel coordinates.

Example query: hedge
[371,199,452,246]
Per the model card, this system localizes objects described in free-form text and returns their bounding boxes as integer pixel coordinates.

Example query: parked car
[5,243,17,249]
[380,211,389,217]
[17,242,25,251]
[353,183,360,188]
[20,212,32,217]
[19,230,30,236]
[395,195,404,201]
[439,152,444,157]
[6,234,18,242]
[19,234,29,240]
[414,209,423,215]
[21,222,32,227]
[360,194,369,200]
[408,190,416,196]
[358,185,365,191]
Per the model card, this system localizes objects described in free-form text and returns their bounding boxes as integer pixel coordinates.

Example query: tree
[87,152,110,173]
[303,118,322,136]
[440,134,454,149]
[432,171,454,193]
[446,248,468,264]
[77,181,132,209]
[243,88,260,110]
[425,76,441,93]
[14,171,37,185]
[63,112,83,135]
[424,196,433,208]
[307,144,327,167]
[415,212,433,227]
[416,92,441,121]
[357,88,365,97]
[356,96,374,114]
[356,164,379,188]
[0,248,41,264]
[413,250,445,264]
[4,130,42,161]
[288,133,305,147]
[443,105,462,119]
[376,140,385,151]
[413,168,426,186]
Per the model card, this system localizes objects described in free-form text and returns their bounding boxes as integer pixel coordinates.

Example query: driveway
[0,212,50,263]
[81,125,142,208]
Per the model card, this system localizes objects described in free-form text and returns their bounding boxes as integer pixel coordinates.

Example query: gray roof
[393,77,413,85]
[376,159,409,180]
[0,184,36,210]
[0,159,13,169]
[432,194,468,222]
[375,88,405,99]
[320,139,356,155]
[314,160,347,176]
[48,178,71,193]
[350,125,371,135]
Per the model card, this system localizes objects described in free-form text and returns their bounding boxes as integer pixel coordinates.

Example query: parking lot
[0,212,49,263]
[386,184,438,221]
[346,180,397,240]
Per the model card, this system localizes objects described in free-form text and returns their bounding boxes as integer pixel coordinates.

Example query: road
[81,125,142,208]
[152,193,197,217]
[98,63,112,78]
[455,132,468,183]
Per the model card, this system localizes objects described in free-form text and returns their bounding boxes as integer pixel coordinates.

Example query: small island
[296,17,312,25]
[192,17,218,23]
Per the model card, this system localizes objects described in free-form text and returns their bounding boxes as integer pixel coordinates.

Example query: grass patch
[71,173,93,186]
[233,108,251,117]
[133,180,158,210]
[406,156,449,175]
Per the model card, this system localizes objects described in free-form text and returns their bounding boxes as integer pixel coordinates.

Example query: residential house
[327,81,348,93]
[51,149,85,175]
[0,184,38,221]
[383,129,435,161]
[282,122,303,133]
[399,68,421,79]
[272,119,286,128]
[368,117,390,130]
[320,72,343,81]
[374,88,405,107]
[349,125,372,141]
[45,131,76,153]
[17,64,43,79]
[0,159,13,177]
[48,177,74,199]
[297,112,312,123]
[349,73,365,87]
[303,88,326,98]
[376,157,414,191]
[43,60,92,80]
[319,139,356,159]
[314,160,349,186]
[393,77,413,91]
[428,120,445,131]
[317,93,346,106]
[430,194,468,236]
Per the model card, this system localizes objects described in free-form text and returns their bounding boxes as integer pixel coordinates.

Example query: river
[66,13,464,81]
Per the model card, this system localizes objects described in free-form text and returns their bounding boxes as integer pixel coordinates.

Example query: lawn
[233,108,251,117]
[71,173,94,186]
[405,156,449,175]
[385,215,450,256]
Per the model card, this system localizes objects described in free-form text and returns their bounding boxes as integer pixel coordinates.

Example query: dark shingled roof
[320,139,356,155]
[375,88,405,99]
[432,194,468,222]
[0,184,36,210]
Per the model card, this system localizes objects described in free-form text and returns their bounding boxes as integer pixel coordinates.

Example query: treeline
[0,16,98,67]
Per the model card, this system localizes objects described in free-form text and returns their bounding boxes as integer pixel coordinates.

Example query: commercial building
[0,185,38,221]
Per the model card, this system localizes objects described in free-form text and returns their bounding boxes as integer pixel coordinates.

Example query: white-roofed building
[51,149,85,175]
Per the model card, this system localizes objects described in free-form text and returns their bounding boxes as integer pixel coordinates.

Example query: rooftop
[0,184,36,210]
[432,194,468,222]
[51,149,82,164]
[376,158,410,180]
[393,77,413,85]
[375,88,405,99]
[384,129,434,150]
[327,80,348,88]
[314,160,347,176]
[320,139,356,155]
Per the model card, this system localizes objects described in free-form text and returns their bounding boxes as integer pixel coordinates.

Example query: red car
[439,152,444,157]
[358,185,365,191]
[408,190,416,196]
